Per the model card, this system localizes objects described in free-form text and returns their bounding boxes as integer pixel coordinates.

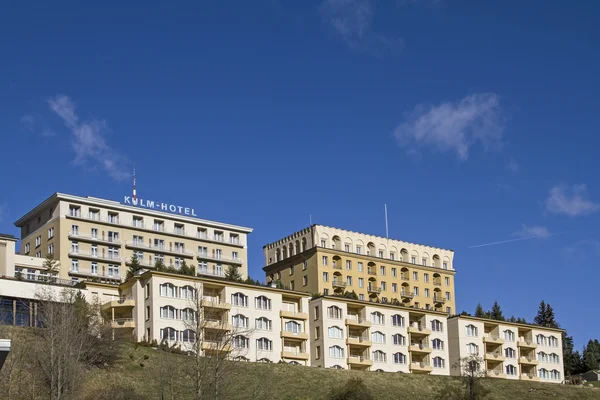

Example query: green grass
[82,343,600,400]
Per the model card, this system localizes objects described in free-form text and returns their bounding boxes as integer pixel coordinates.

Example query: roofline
[448,315,566,333]
[0,234,18,242]
[314,295,449,316]
[14,192,253,233]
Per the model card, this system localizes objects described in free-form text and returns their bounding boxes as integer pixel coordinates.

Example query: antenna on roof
[133,167,137,201]
[384,204,389,239]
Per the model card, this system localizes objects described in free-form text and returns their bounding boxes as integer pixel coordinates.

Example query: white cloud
[513,224,550,239]
[393,93,503,160]
[545,184,600,217]
[47,95,129,181]
[320,0,402,55]
[506,158,519,173]
[20,114,56,137]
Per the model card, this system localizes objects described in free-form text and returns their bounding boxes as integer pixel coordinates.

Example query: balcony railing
[348,335,370,342]
[332,280,347,288]
[367,286,382,293]
[198,267,226,278]
[367,270,376,276]
[410,343,431,350]
[346,314,367,323]
[411,361,430,368]
[400,275,409,281]
[433,296,446,304]
[332,264,342,270]
[17,274,77,287]
[433,282,442,286]
[69,250,122,262]
[196,252,244,265]
[125,241,194,257]
[401,291,414,299]
[68,231,122,245]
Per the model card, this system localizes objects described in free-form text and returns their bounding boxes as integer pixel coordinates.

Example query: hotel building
[13,193,252,284]
[309,296,450,374]
[263,225,456,316]
[448,316,564,383]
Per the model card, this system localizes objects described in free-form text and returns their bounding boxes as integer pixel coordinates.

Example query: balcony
[486,370,507,379]
[102,296,134,309]
[69,269,121,283]
[280,309,309,320]
[401,292,414,300]
[332,280,347,289]
[408,324,432,336]
[281,350,309,360]
[400,275,409,281]
[519,356,539,366]
[346,336,372,347]
[204,319,232,331]
[409,344,432,354]
[367,270,377,276]
[520,373,540,382]
[367,286,382,294]
[484,352,506,362]
[201,297,231,310]
[433,296,446,304]
[197,267,226,278]
[111,318,135,329]
[347,355,372,367]
[281,330,309,340]
[410,362,433,373]
[482,335,504,345]
[202,341,232,352]
[345,315,371,328]
[125,241,194,258]
[68,231,122,246]
[125,257,154,267]
[433,281,442,287]
[69,250,122,263]
[517,339,537,349]
[197,252,244,265]
[18,274,77,287]
[332,264,342,270]
[67,213,123,228]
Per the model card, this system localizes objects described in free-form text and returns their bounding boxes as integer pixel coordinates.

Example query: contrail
[468,231,570,249]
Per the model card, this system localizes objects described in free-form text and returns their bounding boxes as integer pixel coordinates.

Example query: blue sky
[1,0,599,347]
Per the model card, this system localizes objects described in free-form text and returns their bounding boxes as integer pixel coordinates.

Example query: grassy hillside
[81,343,600,400]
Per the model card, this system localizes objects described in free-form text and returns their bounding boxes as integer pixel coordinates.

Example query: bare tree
[435,355,490,400]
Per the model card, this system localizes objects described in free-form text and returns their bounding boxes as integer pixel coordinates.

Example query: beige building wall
[14,193,252,284]
[264,225,456,315]
[448,316,564,383]
[309,296,450,375]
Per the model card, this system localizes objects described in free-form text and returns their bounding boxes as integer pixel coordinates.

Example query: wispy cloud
[20,113,56,137]
[47,95,129,181]
[545,184,600,217]
[393,93,504,160]
[513,224,550,239]
[320,0,402,55]
[506,158,519,173]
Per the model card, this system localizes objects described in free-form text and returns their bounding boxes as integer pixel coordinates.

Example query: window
[69,205,81,217]
[356,246,362,254]
[328,326,343,339]
[174,257,183,268]
[289,265,294,275]
[537,352,548,362]
[432,338,444,350]
[392,334,406,346]
[413,287,419,296]
[329,345,344,358]
[71,260,79,272]
[303,275,308,286]
[233,335,249,349]
[391,314,404,327]
[466,324,478,337]
[160,283,176,297]
[381,282,387,291]
[413,272,418,281]
[422,258,427,266]
[181,329,195,343]
[445,277,450,286]
[380,266,386,275]
[431,320,443,332]
[231,293,248,307]
[160,327,177,341]
[443,262,448,270]
[25,243,30,253]
[371,311,384,325]
[180,308,195,321]
[536,334,547,346]
[255,295,271,310]
[320,239,326,247]
[322,256,328,266]
[174,242,185,254]
[424,289,430,298]
[232,314,249,328]
[314,326,320,339]
[372,331,385,344]
[256,338,273,351]
[47,243,54,254]
[550,369,561,380]
[154,254,164,264]
[504,330,515,342]
[372,350,386,363]
[549,336,559,347]
[433,357,445,368]
[255,317,272,331]
[359,294,364,300]
[344,244,350,252]
[424,273,429,283]
[108,246,119,260]
[390,253,395,261]
[549,353,560,363]
[445,292,451,300]
[391,283,397,293]
[35,236,41,247]
[346,260,352,270]
[160,306,176,319]
[393,352,406,364]
[503,364,517,376]
[538,368,549,379]
[505,347,516,358]
[108,264,119,277]
[357,262,363,272]
[327,306,342,319]
[346,276,353,286]
[323,272,329,282]
[91,262,98,275]
[285,321,302,334]
[153,220,164,232]
[48,227,54,238]
[411,256,416,264]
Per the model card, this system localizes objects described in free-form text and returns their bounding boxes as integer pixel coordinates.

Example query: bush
[329,378,374,400]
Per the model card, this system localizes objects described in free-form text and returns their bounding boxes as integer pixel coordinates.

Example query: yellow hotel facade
[263,225,456,316]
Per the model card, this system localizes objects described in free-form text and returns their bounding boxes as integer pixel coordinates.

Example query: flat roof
[14,192,253,233]
[314,295,449,316]
[0,233,17,242]
[448,314,565,332]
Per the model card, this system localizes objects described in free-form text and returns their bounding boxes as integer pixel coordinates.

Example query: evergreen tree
[224,265,242,282]
[509,316,516,323]
[490,301,505,321]
[516,317,527,324]
[42,253,61,274]
[179,261,196,276]
[563,334,585,376]
[543,303,559,328]
[474,303,486,318]
[126,253,142,278]
[533,300,547,325]
[582,339,600,372]
[154,258,166,271]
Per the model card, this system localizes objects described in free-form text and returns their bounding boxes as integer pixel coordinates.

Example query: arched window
[538,368,549,379]
[548,336,559,347]
[504,347,516,358]
[505,364,517,376]
[537,351,548,362]
[371,311,384,325]
[255,295,271,310]
[503,330,515,342]
[276,248,281,262]
[392,314,405,327]
[181,329,195,343]
[160,327,177,341]
[256,337,273,351]
[372,350,386,363]
[330,365,344,369]
[433,357,445,368]
[466,343,479,355]
[536,334,547,346]
[550,369,561,380]
[289,243,294,256]
[255,317,272,331]
[285,321,302,334]
[160,305,177,319]
[159,283,176,297]
[289,361,301,365]
[371,331,386,344]
[327,306,343,319]
[328,326,343,339]
[466,324,478,337]
[180,308,196,321]
[302,238,307,252]
[295,240,300,254]
[392,334,406,346]
[432,338,444,350]
[231,292,248,307]
[431,319,443,332]
[258,358,272,363]
[329,345,344,358]
[282,246,287,259]
[233,335,249,348]
[180,285,195,299]
[393,352,406,364]
[549,353,560,363]
[232,314,249,328]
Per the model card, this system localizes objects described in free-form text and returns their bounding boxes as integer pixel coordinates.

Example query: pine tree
[490,301,505,321]
[42,253,60,274]
[563,334,585,376]
[543,303,559,328]
[126,253,142,278]
[582,339,600,372]
[509,315,516,323]
[533,300,547,326]
[516,317,527,324]
[474,303,486,318]
[224,265,242,282]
